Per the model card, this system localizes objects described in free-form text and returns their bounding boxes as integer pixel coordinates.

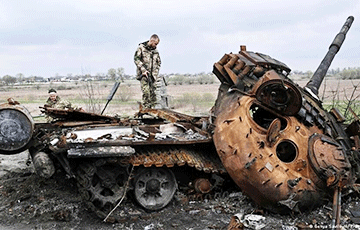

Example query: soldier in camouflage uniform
[44,89,76,122]
[134,34,164,108]
[45,88,73,109]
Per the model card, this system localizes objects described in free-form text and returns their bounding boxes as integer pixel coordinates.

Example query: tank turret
[212,16,355,213]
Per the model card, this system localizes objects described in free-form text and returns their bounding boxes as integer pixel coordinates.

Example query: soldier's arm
[54,98,73,110]
[153,53,161,81]
[157,53,161,68]
[134,47,148,74]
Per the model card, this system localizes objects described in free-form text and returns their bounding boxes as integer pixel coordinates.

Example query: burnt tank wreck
[0,16,359,226]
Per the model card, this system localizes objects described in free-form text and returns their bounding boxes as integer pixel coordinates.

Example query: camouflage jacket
[134,41,161,81]
[45,96,73,109]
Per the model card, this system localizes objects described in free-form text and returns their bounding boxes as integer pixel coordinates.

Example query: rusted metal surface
[137,106,209,136]
[213,95,323,211]
[266,118,281,145]
[254,78,302,116]
[41,107,121,122]
[213,46,291,88]
[227,214,244,230]
[331,186,342,230]
[354,136,360,151]
[35,106,222,175]
[308,134,352,187]
[330,108,346,123]
[129,146,226,174]
[194,178,212,194]
[211,16,356,213]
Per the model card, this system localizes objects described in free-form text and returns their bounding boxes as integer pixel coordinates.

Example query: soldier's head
[48,88,57,102]
[148,34,160,49]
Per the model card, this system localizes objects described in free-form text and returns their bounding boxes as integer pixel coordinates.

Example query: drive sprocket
[75,159,129,219]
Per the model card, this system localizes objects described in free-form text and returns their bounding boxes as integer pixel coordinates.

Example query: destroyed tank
[0,16,359,222]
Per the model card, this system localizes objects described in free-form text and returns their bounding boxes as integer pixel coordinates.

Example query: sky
[0,0,360,78]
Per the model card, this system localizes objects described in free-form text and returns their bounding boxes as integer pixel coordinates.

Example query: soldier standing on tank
[134,34,164,108]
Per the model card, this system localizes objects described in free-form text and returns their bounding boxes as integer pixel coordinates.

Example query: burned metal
[0,15,359,225]
[212,16,358,213]
[193,178,212,194]
[0,101,226,218]
[31,151,56,178]
[133,166,177,210]
[0,101,34,154]
[40,106,122,123]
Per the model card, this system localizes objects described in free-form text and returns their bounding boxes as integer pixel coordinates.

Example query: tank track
[75,145,226,222]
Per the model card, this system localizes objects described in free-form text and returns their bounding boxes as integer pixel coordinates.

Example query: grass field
[1,78,359,122]
[0,80,220,118]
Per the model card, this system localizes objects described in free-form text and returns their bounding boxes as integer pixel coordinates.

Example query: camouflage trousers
[140,77,156,108]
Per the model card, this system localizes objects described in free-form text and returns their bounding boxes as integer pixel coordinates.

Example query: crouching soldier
[44,88,83,121]
[45,88,73,109]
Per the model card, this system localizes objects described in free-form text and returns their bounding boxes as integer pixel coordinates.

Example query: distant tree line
[166,72,216,85]
[292,67,360,80]
[0,67,126,86]
[2,67,360,86]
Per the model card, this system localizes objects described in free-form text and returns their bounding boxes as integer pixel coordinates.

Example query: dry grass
[1,78,359,120]
[0,81,220,118]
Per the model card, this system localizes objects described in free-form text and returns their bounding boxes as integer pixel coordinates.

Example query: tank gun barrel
[305,16,354,96]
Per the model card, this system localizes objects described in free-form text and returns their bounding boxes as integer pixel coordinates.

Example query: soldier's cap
[48,88,57,94]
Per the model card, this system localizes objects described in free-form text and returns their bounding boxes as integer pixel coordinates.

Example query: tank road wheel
[76,160,129,219]
[134,166,177,211]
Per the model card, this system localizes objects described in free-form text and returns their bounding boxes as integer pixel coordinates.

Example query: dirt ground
[1,151,360,230]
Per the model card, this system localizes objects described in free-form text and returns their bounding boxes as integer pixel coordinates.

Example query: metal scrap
[68,146,135,158]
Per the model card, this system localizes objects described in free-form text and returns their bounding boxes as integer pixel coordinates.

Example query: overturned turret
[211,16,357,212]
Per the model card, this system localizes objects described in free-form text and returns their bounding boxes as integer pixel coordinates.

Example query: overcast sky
[1,0,359,78]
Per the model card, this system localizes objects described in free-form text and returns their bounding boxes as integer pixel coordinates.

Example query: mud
[0,151,360,230]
